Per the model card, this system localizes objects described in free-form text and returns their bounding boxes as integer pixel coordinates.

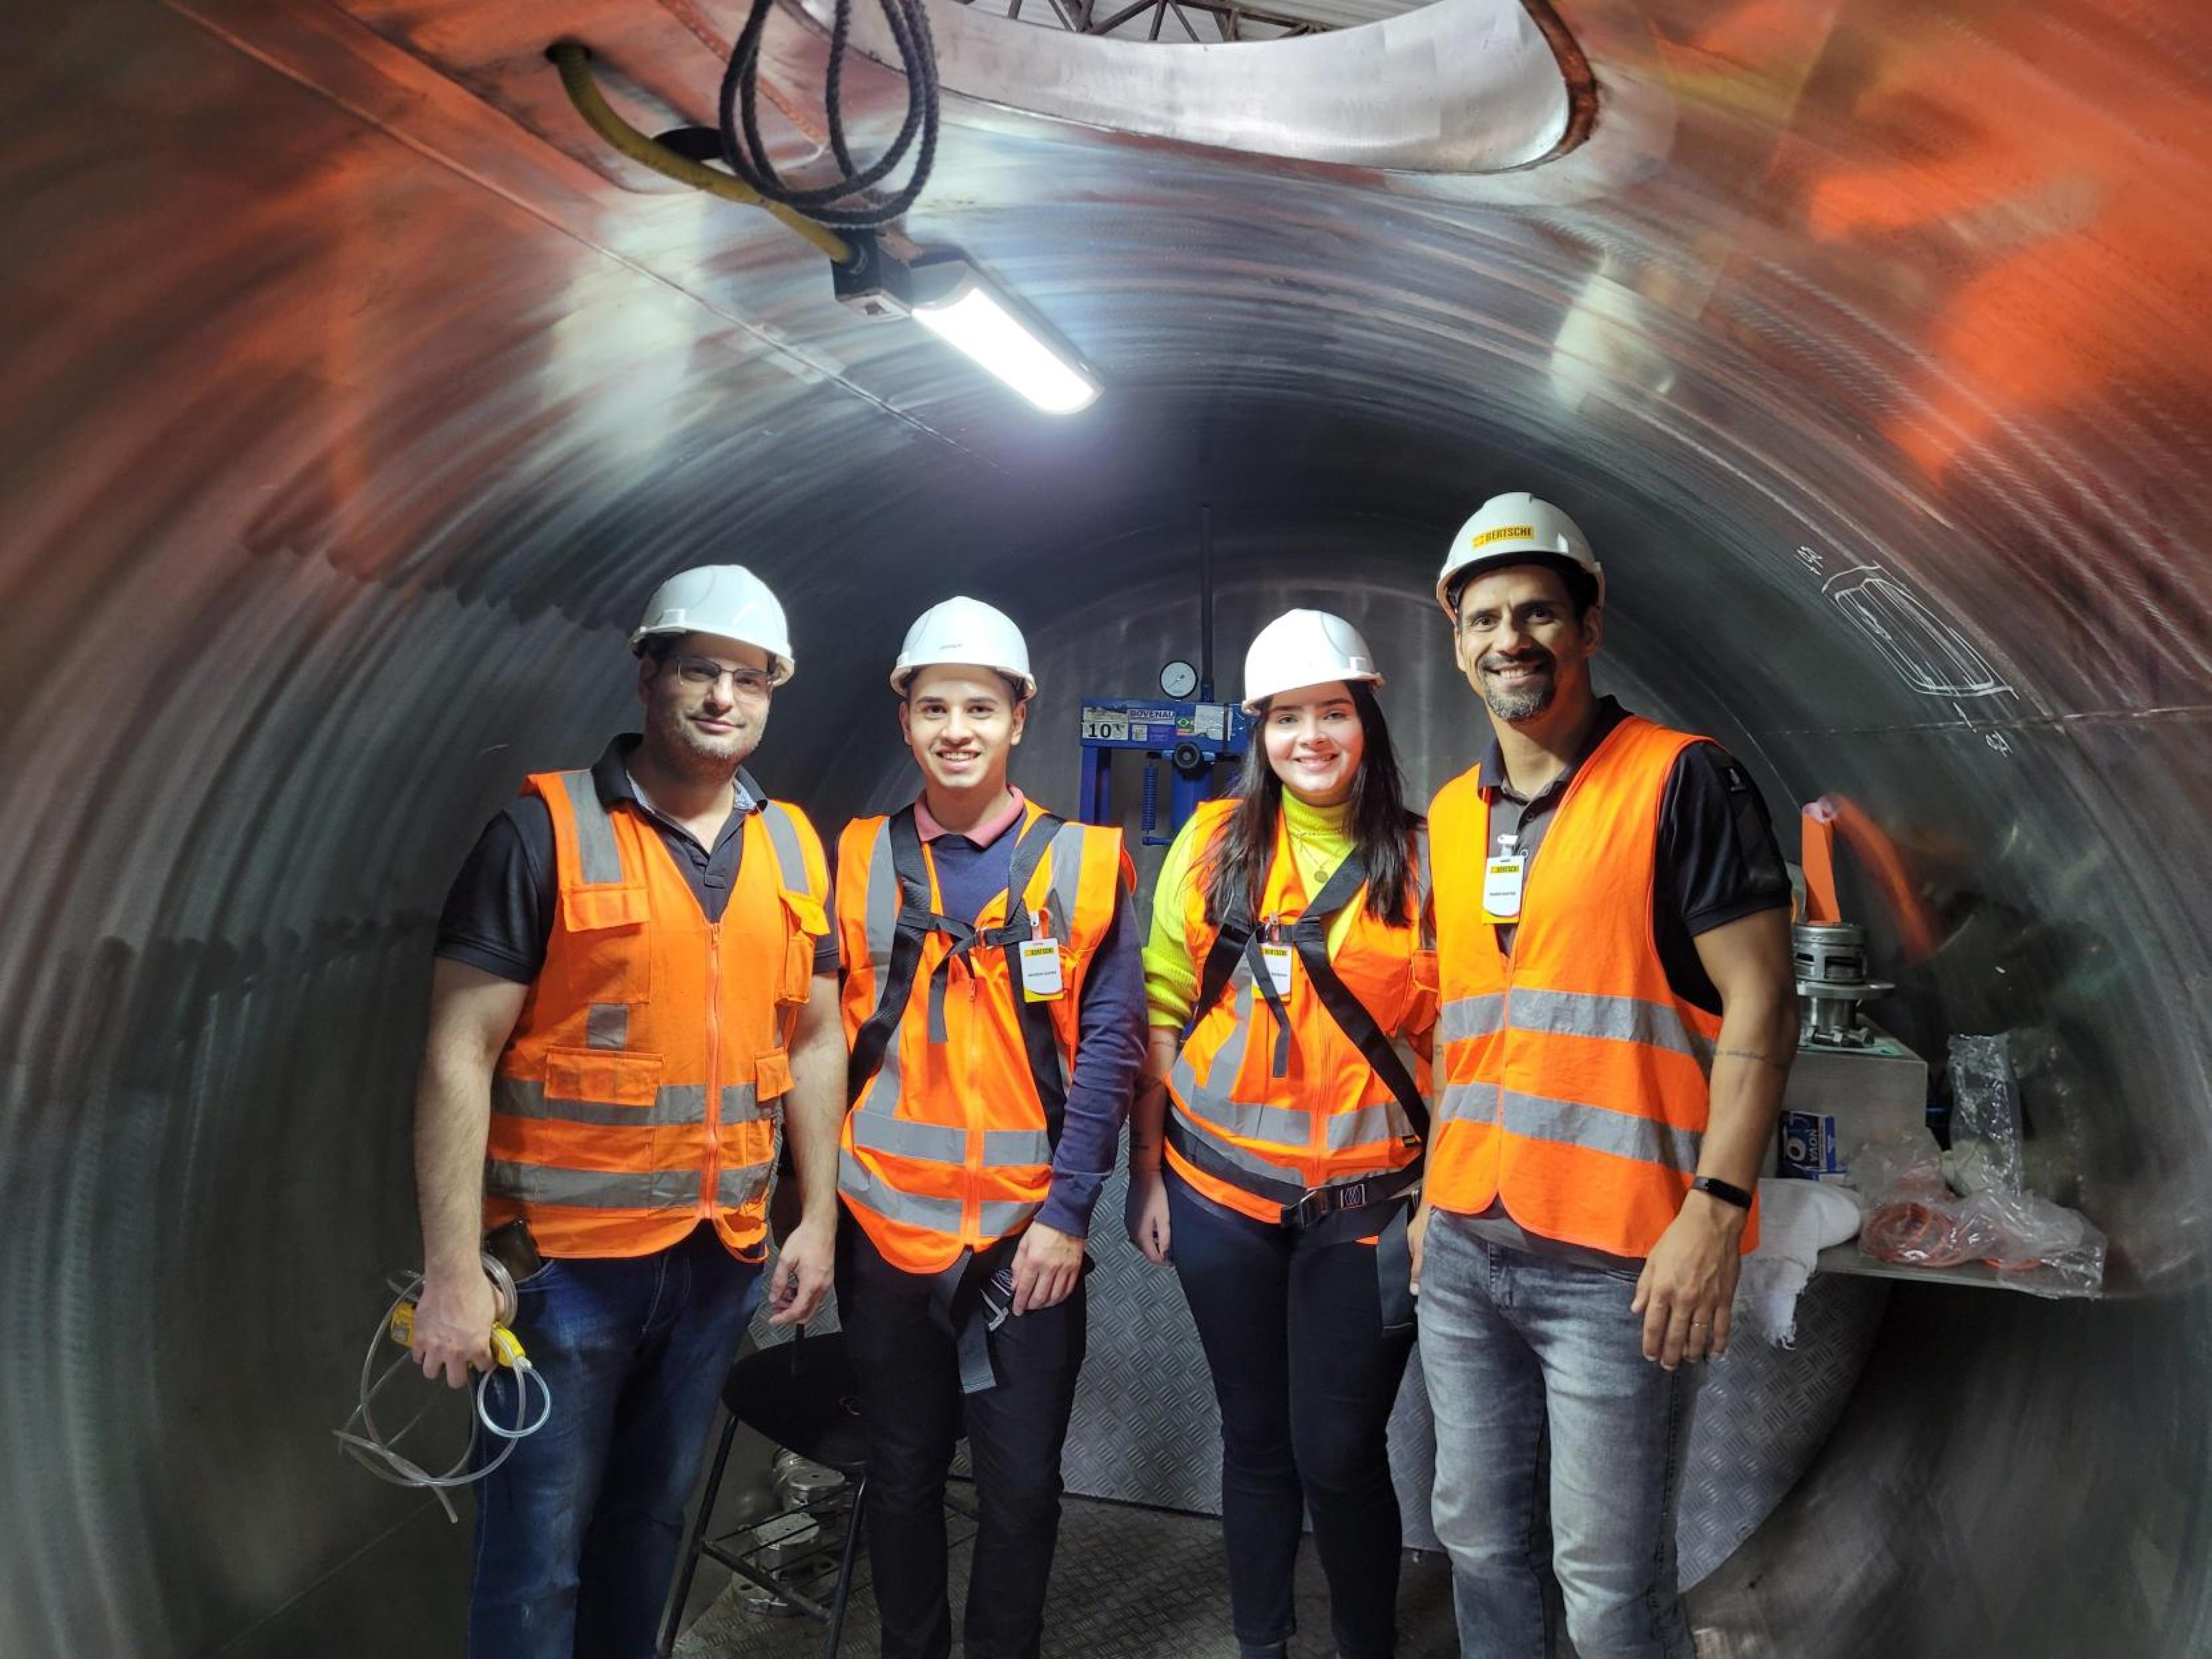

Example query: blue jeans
[1417,1212,1699,1659]
[469,1223,764,1659]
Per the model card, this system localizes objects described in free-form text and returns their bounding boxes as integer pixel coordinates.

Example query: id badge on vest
[1018,938,1064,1001]
[1482,834,1527,924]
[1258,942,1295,999]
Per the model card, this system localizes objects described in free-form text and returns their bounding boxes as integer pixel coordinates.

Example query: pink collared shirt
[913,787,1028,847]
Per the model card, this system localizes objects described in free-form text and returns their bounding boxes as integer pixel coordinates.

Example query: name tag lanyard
[1484,794,1531,927]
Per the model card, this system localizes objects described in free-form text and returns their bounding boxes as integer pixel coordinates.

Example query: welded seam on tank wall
[157,0,1008,477]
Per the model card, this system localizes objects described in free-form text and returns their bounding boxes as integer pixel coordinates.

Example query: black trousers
[1167,1167,1417,1659]
[837,1218,1088,1659]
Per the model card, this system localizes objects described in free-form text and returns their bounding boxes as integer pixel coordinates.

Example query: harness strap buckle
[1282,1177,1372,1230]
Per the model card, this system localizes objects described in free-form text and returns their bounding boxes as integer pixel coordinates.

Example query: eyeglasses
[672,656,775,698]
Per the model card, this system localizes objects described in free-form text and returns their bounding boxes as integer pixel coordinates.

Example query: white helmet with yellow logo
[1434,492,1605,617]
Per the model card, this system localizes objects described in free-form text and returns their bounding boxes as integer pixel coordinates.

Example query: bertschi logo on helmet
[1435,493,1605,615]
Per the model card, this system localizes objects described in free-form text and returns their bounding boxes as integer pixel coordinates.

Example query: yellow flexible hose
[548,41,855,267]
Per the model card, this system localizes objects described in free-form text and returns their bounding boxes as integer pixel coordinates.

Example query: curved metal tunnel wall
[6,0,2209,1653]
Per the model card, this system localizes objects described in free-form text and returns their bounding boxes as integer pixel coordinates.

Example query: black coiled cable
[719,0,941,230]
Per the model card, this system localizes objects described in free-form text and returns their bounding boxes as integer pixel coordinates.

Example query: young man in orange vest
[407,566,848,1658]
[835,596,1145,1659]
[1412,495,1798,1659]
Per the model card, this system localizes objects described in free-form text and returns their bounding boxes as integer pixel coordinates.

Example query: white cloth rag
[1735,1180,1863,1347]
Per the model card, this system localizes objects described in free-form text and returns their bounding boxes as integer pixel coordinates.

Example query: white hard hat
[630,565,796,684]
[1434,492,1605,616]
[890,596,1037,700]
[1241,609,1383,713]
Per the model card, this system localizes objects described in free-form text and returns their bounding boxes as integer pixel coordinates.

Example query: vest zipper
[702,920,723,1217]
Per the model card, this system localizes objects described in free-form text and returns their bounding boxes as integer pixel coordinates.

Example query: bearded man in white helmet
[1413,495,1797,1659]
[832,596,1146,1659]
[408,566,848,1658]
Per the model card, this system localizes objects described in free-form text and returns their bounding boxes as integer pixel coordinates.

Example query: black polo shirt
[1476,695,1790,1017]
[435,735,840,985]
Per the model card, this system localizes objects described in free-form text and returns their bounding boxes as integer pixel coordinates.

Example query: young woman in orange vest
[834,597,1146,1659]
[1125,608,1437,1659]
[1415,494,1795,1659]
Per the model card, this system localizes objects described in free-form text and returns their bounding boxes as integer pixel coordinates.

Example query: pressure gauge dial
[1159,659,1199,699]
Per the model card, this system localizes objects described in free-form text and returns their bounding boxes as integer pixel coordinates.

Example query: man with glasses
[409,565,848,1657]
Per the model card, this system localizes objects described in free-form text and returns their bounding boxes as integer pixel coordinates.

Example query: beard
[652,702,757,780]
[1480,652,1558,722]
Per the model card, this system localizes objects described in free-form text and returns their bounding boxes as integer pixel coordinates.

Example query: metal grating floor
[673,1487,1460,1658]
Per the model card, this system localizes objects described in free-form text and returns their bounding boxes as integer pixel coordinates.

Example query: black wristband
[1690,1174,1754,1210]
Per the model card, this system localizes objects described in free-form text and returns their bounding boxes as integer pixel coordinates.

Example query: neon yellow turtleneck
[1143,792,1358,1029]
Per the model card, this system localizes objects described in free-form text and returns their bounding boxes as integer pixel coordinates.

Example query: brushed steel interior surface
[5,1,2209,1654]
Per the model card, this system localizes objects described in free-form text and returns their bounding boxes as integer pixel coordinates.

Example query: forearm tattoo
[1714,1045,1791,1073]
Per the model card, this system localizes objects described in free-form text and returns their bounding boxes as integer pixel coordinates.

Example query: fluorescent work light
[834,242,1100,416]
[912,271,1100,414]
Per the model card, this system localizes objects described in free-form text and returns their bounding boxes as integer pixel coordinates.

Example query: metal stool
[660,1331,871,1658]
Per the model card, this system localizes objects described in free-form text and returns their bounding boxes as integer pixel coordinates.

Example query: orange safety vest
[1166,801,1437,1226]
[838,800,1131,1276]
[1427,715,1757,1256]
[485,769,830,1260]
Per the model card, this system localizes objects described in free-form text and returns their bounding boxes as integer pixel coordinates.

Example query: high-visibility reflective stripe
[847,1112,1049,1168]
[863,818,900,968]
[493,1077,711,1127]
[1432,1081,1700,1171]
[1044,822,1088,939]
[838,1150,965,1229]
[1436,1080,1488,1126]
[761,801,810,894]
[1440,995,1506,1043]
[1177,1084,1408,1158]
[1413,825,1436,950]
[851,1111,964,1163]
[484,1160,691,1209]
[1172,1114,1312,1184]
[717,1159,776,1210]
[559,770,625,885]
[984,1127,1053,1166]
[1324,1101,1411,1151]
[721,1083,774,1122]
[586,1004,629,1050]
[1506,988,1714,1066]
[979,1199,1039,1236]
[1502,1087,1704,1172]
[1170,979,1256,1122]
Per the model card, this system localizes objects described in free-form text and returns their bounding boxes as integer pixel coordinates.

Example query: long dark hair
[1201,680,1420,929]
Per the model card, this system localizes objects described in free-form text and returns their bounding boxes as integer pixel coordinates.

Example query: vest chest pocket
[779,891,829,1004]
[559,886,653,1006]
[545,1045,665,1110]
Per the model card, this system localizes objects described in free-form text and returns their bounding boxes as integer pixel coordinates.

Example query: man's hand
[1124,1169,1172,1266]
[411,1266,497,1388]
[768,1214,837,1327]
[1631,1193,1745,1369]
[1408,1197,1432,1296]
[1011,1222,1085,1314]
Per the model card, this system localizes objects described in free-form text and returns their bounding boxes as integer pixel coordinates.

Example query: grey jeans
[1418,1210,1700,1659]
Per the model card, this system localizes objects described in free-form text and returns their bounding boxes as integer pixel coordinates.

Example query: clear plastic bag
[1946,1033,2026,1194]
[1851,1126,2105,1294]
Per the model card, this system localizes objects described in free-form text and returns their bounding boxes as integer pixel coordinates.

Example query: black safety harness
[846,804,1076,1391]
[1165,847,1431,1233]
